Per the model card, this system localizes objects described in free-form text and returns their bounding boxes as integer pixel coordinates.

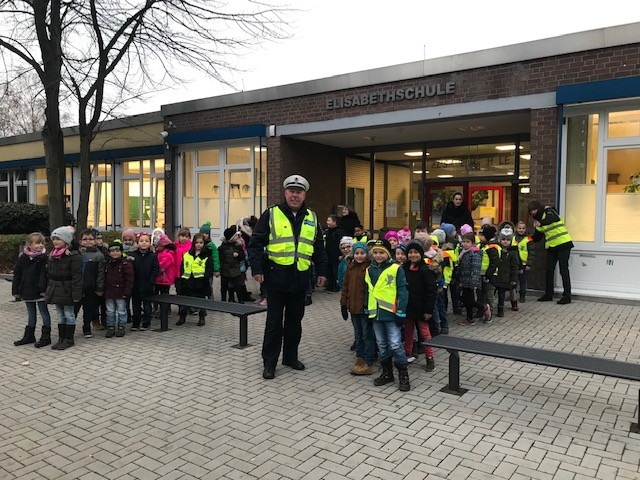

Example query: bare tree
[0,0,290,231]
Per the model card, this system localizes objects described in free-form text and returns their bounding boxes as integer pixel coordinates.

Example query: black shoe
[116,326,126,337]
[176,317,186,326]
[426,358,435,372]
[440,327,449,335]
[350,341,356,351]
[538,295,553,302]
[304,296,312,306]
[106,327,116,338]
[282,359,305,370]
[263,365,275,379]
[197,317,205,326]
[557,296,572,304]
[14,326,36,346]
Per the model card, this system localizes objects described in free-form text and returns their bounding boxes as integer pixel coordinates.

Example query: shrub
[0,202,74,235]
[0,234,29,272]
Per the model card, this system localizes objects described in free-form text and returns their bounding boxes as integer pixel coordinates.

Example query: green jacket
[205,240,220,272]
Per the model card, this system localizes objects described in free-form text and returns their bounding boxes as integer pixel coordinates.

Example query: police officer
[248,174,328,379]
[528,200,574,304]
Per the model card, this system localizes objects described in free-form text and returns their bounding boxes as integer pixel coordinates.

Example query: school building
[1,23,640,300]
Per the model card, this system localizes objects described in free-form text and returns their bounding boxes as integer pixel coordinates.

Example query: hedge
[0,202,74,235]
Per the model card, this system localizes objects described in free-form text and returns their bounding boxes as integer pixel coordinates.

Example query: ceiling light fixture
[520,154,531,160]
[404,151,430,157]
[412,170,430,174]
[520,187,530,194]
[437,174,454,178]
[495,145,524,151]
[436,159,462,165]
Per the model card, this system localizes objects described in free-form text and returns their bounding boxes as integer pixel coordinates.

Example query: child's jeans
[56,304,76,325]
[26,300,51,328]
[106,298,128,327]
[372,320,408,366]
[432,290,448,332]
[351,314,376,366]
[403,317,434,359]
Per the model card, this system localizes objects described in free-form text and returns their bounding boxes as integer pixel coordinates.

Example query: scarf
[458,246,475,260]
[50,247,67,259]
[23,247,46,258]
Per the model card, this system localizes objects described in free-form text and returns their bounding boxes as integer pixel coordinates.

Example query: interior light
[412,170,430,174]
[520,187,530,194]
[507,171,514,175]
[519,175,529,180]
[244,147,267,152]
[520,154,531,160]
[437,174,454,178]
[404,151,430,157]
[436,159,462,165]
[495,145,524,151]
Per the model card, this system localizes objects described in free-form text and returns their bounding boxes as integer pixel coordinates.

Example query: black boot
[221,290,227,302]
[116,325,126,337]
[228,289,236,303]
[176,312,186,325]
[14,326,36,346]
[51,324,66,350]
[57,325,75,350]
[396,362,411,392]
[34,326,52,348]
[106,326,116,338]
[197,312,206,326]
[373,357,395,386]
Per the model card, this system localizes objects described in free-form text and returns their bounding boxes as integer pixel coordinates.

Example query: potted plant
[623,172,640,193]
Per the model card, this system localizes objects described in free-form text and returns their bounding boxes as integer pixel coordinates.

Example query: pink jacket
[156,249,177,286]
[174,240,192,280]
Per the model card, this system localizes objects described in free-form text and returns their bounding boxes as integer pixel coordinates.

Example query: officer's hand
[316,276,326,288]
[423,313,432,321]
[341,305,348,320]
[214,272,220,278]
[253,274,264,283]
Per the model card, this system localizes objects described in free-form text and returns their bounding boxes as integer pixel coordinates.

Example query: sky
[128,0,640,115]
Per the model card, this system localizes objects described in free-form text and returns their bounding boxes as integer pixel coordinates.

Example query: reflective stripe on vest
[480,244,501,274]
[266,206,317,271]
[536,213,572,249]
[364,263,400,318]
[182,253,206,279]
[512,236,532,264]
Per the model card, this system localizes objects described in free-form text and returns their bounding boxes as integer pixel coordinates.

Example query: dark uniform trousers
[262,288,306,367]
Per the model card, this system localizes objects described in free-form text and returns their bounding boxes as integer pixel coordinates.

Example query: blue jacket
[337,257,348,289]
[366,259,408,322]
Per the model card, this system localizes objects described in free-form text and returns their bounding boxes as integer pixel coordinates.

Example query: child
[384,231,399,253]
[341,242,374,375]
[397,226,412,245]
[457,232,489,325]
[402,241,437,371]
[121,228,137,255]
[45,226,83,350]
[77,229,105,338]
[130,232,159,331]
[395,243,408,266]
[12,232,51,347]
[495,227,520,317]
[219,226,246,303]
[477,224,499,321]
[337,236,353,290]
[325,214,345,292]
[353,224,369,243]
[513,221,534,303]
[151,227,165,249]
[199,221,221,292]
[421,237,445,336]
[177,233,213,326]
[414,220,429,236]
[173,227,193,294]
[104,240,134,337]
[155,234,176,301]
[365,239,410,391]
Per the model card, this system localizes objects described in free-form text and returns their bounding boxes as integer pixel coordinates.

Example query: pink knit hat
[121,228,136,241]
[397,226,412,244]
[384,230,398,241]
[460,224,473,236]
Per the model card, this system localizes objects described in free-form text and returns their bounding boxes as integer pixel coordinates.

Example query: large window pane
[197,172,220,229]
[123,180,141,227]
[36,184,47,205]
[182,152,194,229]
[605,148,640,243]
[154,178,165,229]
[565,115,598,242]
[227,146,251,165]
[608,110,640,138]
[198,149,219,167]
[254,148,267,215]
[88,180,112,228]
[226,169,252,226]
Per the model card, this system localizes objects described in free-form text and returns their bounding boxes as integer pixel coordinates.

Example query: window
[604,148,640,244]
[121,159,165,228]
[608,110,640,138]
[87,163,112,228]
[34,167,73,210]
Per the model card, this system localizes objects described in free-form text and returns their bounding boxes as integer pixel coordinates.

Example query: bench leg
[232,314,252,349]
[631,388,640,434]
[439,349,468,396]
[153,303,171,333]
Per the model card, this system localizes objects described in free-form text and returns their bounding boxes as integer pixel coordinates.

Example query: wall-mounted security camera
[160,131,169,138]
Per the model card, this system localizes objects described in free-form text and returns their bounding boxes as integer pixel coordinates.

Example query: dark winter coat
[440,202,474,231]
[325,226,345,261]
[104,256,134,299]
[338,211,361,236]
[340,258,369,315]
[495,247,520,290]
[248,201,327,293]
[458,247,482,289]
[81,247,105,294]
[129,249,159,297]
[218,241,244,278]
[12,253,48,301]
[180,246,214,298]
[403,261,438,319]
[45,250,83,305]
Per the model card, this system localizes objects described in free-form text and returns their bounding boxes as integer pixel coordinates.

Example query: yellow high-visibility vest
[512,236,532,264]
[365,263,400,318]
[266,206,317,271]
[480,244,501,274]
[182,252,206,279]
[442,249,456,286]
[536,213,572,249]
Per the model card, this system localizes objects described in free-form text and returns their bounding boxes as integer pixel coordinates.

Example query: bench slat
[146,294,267,317]
[425,336,640,382]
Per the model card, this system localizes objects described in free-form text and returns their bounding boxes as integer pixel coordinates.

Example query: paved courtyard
[1,277,639,480]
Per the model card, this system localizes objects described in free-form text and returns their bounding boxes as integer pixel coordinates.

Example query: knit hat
[413,231,432,249]
[384,230,398,241]
[352,242,367,255]
[460,224,473,236]
[200,221,212,234]
[405,240,425,258]
[499,227,514,242]
[397,226,412,244]
[108,239,123,251]
[157,234,172,248]
[51,226,74,246]
[370,239,392,258]
[122,228,136,241]
[481,217,492,226]
[339,236,353,246]
[396,243,408,254]
[431,228,446,246]
[440,223,456,237]
[479,224,497,240]
[223,226,240,242]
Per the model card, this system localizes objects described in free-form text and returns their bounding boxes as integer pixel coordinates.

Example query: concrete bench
[425,335,640,433]
[146,294,266,349]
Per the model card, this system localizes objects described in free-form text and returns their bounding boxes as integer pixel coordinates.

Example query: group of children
[12,221,254,350]
[338,218,533,392]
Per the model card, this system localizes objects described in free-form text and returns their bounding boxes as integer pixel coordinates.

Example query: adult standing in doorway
[248,174,328,379]
[338,205,361,237]
[528,201,574,304]
[440,192,474,231]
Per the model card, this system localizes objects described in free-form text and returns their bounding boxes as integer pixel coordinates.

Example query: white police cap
[283,174,309,192]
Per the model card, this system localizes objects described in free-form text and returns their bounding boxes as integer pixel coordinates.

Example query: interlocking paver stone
[1,278,639,479]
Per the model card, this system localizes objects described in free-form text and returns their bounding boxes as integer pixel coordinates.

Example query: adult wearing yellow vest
[528,201,574,304]
[248,174,328,380]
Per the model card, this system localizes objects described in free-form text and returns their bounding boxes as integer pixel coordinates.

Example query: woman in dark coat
[338,205,361,236]
[440,192,474,231]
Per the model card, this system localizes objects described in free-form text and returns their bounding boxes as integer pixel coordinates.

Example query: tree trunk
[76,132,92,232]
[41,98,66,232]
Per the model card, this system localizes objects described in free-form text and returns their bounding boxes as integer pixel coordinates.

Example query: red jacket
[156,249,176,286]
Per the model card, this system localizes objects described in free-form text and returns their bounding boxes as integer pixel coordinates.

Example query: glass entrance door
[424,182,466,230]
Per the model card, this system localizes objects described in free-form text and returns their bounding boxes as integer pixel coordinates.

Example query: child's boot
[519,293,526,303]
[511,300,519,311]
[116,325,126,337]
[58,325,75,350]
[197,312,206,326]
[106,326,116,338]
[51,324,66,350]
[34,326,51,348]
[228,289,236,303]
[497,306,505,317]
[373,357,395,386]
[426,357,435,372]
[396,362,411,392]
[350,357,364,375]
[176,312,186,325]
[14,326,36,346]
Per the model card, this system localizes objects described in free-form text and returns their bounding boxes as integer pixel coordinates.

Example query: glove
[395,313,406,327]
[341,305,348,320]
